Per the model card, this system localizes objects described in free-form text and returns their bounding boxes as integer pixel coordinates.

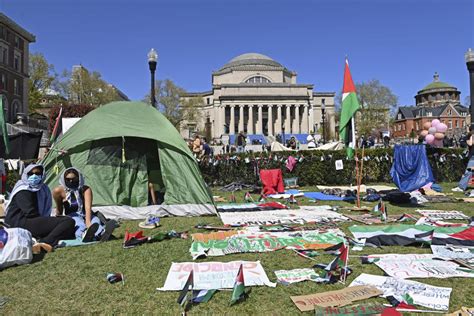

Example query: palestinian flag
[315,242,350,282]
[177,270,194,308]
[0,96,10,155]
[244,192,253,202]
[50,106,63,144]
[192,289,216,303]
[414,230,434,244]
[339,58,360,158]
[350,224,474,247]
[397,213,417,222]
[230,264,245,305]
[372,199,384,213]
[380,204,388,222]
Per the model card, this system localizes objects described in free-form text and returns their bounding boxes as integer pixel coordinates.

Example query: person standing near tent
[192,134,202,157]
[307,132,316,148]
[457,126,474,191]
[4,164,75,253]
[52,167,116,242]
[235,131,246,153]
[288,136,297,150]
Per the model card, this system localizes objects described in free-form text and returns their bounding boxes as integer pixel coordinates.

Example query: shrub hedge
[198,147,468,187]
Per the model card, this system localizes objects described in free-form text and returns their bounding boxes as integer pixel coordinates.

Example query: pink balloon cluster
[419,119,447,147]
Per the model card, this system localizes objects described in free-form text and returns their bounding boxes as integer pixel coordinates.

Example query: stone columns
[218,104,225,136]
[247,105,254,134]
[238,104,244,132]
[294,105,300,134]
[268,105,274,136]
[229,104,235,135]
[285,104,291,134]
[276,104,282,134]
[302,104,309,133]
[256,104,263,134]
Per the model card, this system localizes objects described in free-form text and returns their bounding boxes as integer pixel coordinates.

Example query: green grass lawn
[1,183,473,314]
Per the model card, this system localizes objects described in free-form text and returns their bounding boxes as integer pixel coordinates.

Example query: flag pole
[343,241,349,284]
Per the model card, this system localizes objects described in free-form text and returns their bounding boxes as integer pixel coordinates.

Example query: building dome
[216,52,284,73]
[418,72,456,94]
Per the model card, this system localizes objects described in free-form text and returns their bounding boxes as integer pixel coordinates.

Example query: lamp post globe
[148,48,158,107]
[465,48,474,130]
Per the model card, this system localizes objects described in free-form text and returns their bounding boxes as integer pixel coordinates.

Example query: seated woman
[5,164,75,253]
[53,167,115,242]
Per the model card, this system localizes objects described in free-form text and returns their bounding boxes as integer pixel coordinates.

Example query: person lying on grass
[5,164,75,254]
[53,167,116,242]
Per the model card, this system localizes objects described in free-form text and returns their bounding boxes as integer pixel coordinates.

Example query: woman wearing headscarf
[5,164,75,253]
[52,167,115,242]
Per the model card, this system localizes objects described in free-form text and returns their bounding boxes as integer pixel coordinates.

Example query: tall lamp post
[321,99,326,144]
[148,48,158,107]
[466,48,474,130]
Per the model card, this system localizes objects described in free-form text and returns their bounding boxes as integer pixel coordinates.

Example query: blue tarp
[303,192,355,201]
[390,145,435,192]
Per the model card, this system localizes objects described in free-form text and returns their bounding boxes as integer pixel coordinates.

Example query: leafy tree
[355,79,398,137]
[143,79,202,129]
[66,66,121,107]
[28,53,59,112]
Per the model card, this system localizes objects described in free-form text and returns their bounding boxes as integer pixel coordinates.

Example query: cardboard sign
[218,207,348,226]
[157,261,276,291]
[314,304,386,316]
[274,268,319,285]
[416,210,469,220]
[350,273,452,311]
[190,230,345,259]
[290,285,382,311]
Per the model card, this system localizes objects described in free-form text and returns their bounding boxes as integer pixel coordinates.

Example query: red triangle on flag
[343,59,356,94]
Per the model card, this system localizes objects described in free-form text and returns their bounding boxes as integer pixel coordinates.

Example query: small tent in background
[41,101,216,219]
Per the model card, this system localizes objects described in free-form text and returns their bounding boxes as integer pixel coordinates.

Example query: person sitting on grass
[5,164,76,254]
[53,167,116,242]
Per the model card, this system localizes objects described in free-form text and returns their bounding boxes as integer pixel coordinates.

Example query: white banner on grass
[371,254,474,279]
[157,261,276,291]
[349,273,452,311]
[218,206,348,226]
[415,210,469,220]
[431,245,474,261]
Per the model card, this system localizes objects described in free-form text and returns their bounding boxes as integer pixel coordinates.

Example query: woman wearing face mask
[5,164,76,253]
[52,168,116,242]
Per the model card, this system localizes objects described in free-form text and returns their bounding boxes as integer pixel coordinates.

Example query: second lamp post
[148,48,158,107]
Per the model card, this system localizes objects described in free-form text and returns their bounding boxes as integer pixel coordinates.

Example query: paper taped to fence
[157,261,275,291]
[370,253,474,279]
[218,206,348,226]
[190,230,345,258]
[416,210,469,220]
[274,268,319,285]
[291,285,382,311]
[349,273,452,311]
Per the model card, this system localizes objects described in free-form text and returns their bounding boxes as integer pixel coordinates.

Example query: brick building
[0,13,36,123]
[393,73,468,139]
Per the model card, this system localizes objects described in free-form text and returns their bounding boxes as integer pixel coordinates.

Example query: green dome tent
[41,101,215,219]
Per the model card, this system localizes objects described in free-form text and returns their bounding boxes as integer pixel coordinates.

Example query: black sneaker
[100,220,117,242]
[82,223,99,243]
[95,211,108,225]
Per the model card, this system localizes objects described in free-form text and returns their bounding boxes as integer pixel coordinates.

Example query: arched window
[11,99,21,122]
[244,76,271,84]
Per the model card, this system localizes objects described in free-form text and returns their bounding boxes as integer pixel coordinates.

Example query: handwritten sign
[314,304,386,316]
[218,207,348,226]
[290,285,382,311]
[416,210,469,220]
[274,268,319,285]
[190,230,345,259]
[350,273,452,311]
[157,261,276,291]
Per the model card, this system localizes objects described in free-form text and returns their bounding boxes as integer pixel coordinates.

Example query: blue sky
[2,0,473,105]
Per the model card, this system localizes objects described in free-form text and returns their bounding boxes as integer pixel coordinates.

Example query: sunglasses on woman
[27,170,43,176]
[65,177,77,183]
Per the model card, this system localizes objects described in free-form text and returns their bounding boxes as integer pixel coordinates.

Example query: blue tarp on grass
[303,192,355,201]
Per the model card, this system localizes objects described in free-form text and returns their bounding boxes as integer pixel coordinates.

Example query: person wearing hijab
[52,167,116,242]
[5,164,75,253]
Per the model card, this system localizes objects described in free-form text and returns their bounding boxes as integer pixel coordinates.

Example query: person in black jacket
[5,164,75,253]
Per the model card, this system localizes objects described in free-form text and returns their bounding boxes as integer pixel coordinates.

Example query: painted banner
[274,268,319,285]
[416,210,469,220]
[371,254,474,279]
[291,285,382,311]
[431,245,474,261]
[190,230,345,259]
[349,273,452,311]
[157,261,276,291]
[314,304,386,316]
[219,206,348,226]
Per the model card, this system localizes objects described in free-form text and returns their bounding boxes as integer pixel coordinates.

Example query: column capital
[229,104,236,108]
[257,104,264,108]
[277,104,283,108]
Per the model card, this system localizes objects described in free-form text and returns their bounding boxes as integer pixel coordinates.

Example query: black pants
[21,216,76,246]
